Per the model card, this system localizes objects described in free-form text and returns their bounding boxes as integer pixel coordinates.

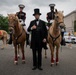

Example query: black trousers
[32,49,42,67]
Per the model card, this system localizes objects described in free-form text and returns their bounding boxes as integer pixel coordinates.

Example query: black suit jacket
[47,11,55,20]
[27,19,47,49]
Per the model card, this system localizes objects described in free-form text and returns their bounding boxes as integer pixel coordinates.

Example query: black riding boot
[61,32,66,46]
[8,34,12,44]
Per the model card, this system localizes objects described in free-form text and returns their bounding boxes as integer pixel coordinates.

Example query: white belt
[50,20,54,23]
[19,19,25,25]
[61,28,65,32]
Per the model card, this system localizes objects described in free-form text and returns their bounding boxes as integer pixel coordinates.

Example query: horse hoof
[56,62,59,66]
[14,61,18,65]
[22,60,25,64]
[1,47,4,50]
[51,64,53,67]
[51,63,54,67]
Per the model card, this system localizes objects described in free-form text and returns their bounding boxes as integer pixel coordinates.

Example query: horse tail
[2,30,8,44]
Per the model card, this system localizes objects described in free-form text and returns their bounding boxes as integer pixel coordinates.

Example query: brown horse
[0,30,8,49]
[8,14,26,64]
[48,9,64,66]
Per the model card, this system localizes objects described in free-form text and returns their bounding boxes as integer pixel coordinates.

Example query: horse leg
[51,49,54,66]
[1,39,5,49]
[20,43,25,64]
[3,37,7,48]
[56,47,59,65]
[14,45,18,65]
[45,49,47,58]
[4,37,7,48]
[18,45,20,58]
[49,44,54,66]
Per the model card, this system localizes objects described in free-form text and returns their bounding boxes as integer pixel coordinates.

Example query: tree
[0,15,9,32]
[74,20,76,32]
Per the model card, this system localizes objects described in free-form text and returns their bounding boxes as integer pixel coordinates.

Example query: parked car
[64,32,76,43]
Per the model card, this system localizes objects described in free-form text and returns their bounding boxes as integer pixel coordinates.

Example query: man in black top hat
[27,8,47,70]
[46,4,55,28]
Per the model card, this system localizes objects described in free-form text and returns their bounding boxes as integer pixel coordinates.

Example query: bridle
[57,22,64,25]
[8,20,17,30]
[8,19,24,44]
[9,26,15,29]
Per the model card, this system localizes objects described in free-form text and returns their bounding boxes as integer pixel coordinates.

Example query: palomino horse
[0,30,8,49]
[8,14,26,64]
[48,9,64,66]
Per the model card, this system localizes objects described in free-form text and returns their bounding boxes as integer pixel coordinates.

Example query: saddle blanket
[0,31,3,35]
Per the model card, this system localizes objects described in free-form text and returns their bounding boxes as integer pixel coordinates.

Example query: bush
[0,15,9,32]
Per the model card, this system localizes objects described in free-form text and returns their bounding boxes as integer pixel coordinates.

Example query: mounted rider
[16,4,29,46]
[46,4,65,45]
[16,4,26,29]
[46,4,55,28]
[8,4,29,45]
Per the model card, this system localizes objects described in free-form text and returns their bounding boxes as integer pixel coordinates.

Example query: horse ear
[7,14,10,16]
[55,9,58,13]
[15,14,17,16]
[15,14,18,18]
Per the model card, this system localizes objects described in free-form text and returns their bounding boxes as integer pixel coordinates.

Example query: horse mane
[8,14,19,22]
[58,11,63,15]
[8,14,21,28]
[55,10,64,17]
[49,10,64,34]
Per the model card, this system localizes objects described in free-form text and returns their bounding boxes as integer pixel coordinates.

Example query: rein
[57,22,63,25]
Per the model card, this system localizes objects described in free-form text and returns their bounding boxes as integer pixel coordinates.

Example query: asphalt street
[0,42,76,75]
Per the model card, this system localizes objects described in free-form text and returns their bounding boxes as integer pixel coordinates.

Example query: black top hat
[49,4,55,7]
[18,4,25,8]
[33,8,41,16]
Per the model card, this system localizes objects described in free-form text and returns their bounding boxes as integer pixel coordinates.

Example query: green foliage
[74,20,76,32]
[0,15,9,32]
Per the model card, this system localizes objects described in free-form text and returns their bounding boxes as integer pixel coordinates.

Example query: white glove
[19,19,25,25]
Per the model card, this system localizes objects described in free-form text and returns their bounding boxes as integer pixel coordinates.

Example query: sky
[0,0,76,27]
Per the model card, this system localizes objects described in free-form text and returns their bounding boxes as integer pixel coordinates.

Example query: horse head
[8,14,19,34]
[54,9,64,27]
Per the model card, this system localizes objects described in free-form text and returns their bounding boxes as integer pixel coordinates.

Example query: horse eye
[13,19,15,21]
[56,16,59,18]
